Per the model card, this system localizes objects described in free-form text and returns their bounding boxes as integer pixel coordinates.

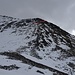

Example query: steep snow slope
[0,54,54,75]
[0,15,75,75]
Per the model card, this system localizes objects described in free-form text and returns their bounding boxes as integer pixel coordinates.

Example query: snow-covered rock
[0,15,75,75]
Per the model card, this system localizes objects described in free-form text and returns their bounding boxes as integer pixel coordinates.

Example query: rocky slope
[0,15,75,75]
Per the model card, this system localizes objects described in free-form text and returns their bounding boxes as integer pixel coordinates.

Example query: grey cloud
[0,0,75,34]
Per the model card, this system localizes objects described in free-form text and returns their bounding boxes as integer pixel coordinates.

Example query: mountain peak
[0,15,75,75]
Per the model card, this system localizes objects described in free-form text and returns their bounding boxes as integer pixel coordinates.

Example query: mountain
[0,15,75,75]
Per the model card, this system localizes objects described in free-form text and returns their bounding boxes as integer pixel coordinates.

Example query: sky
[0,0,75,35]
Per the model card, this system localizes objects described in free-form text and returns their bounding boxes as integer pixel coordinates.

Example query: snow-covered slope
[0,15,19,25]
[0,15,75,75]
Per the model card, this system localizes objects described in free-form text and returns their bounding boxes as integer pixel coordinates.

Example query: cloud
[71,30,75,35]
[0,0,75,34]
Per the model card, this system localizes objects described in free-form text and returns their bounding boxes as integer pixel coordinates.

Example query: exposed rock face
[0,15,75,75]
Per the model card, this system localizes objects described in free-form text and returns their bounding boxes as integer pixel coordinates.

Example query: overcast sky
[0,0,75,35]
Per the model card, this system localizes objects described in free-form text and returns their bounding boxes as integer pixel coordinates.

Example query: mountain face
[0,15,75,75]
